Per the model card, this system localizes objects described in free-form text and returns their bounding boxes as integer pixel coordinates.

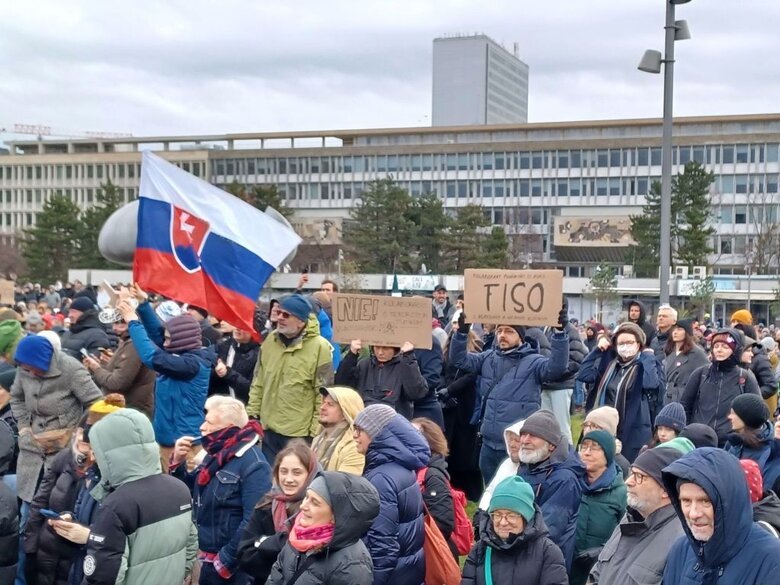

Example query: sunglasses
[278,310,292,319]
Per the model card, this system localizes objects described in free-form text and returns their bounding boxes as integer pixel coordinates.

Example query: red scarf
[288,519,335,553]
[197,421,263,486]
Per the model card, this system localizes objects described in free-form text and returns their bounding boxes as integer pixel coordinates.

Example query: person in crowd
[0,315,24,370]
[571,430,627,585]
[154,299,183,323]
[724,393,780,493]
[541,304,588,445]
[25,311,46,334]
[438,328,482,501]
[320,279,338,300]
[237,440,318,584]
[663,318,708,404]
[263,299,281,333]
[353,404,429,585]
[462,475,567,585]
[579,322,665,462]
[210,326,260,404]
[411,417,457,558]
[626,300,656,347]
[76,408,198,585]
[740,459,780,537]
[643,402,686,450]
[311,386,364,475]
[661,448,780,583]
[730,308,757,343]
[680,328,760,446]
[588,446,685,585]
[59,297,111,360]
[431,318,448,349]
[188,305,222,347]
[248,294,334,463]
[170,395,271,584]
[578,406,630,478]
[516,409,584,570]
[335,339,427,420]
[81,314,155,418]
[412,335,445,429]
[25,395,125,585]
[42,286,61,311]
[118,289,216,461]
[266,472,379,585]
[309,292,339,366]
[583,322,605,352]
[431,284,455,329]
[741,340,778,411]
[0,413,18,584]
[478,419,524,512]
[576,322,605,414]
[450,307,570,484]
[649,305,676,358]
[675,427,715,455]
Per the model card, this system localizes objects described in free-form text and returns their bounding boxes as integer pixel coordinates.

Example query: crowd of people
[1,278,780,584]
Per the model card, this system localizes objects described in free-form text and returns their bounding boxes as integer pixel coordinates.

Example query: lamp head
[638,50,662,74]
[674,20,691,41]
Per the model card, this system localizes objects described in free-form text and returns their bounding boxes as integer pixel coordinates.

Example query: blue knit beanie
[655,402,687,433]
[488,476,535,522]
[581,429,616,466]
[14,335,54,371]
[280,294,312,322]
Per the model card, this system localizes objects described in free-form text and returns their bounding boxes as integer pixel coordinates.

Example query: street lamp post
[638,0,692,304]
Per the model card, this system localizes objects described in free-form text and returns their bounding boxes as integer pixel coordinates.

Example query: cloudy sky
[0,0,777,143]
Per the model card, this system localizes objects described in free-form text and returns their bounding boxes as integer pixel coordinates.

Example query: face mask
[617,345,638,360]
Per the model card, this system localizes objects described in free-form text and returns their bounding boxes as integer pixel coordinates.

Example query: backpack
[416,467,474,555]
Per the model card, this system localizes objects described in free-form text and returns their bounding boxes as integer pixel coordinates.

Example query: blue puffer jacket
[724,421,780,496]
[661,448,780,584]
[518,443,585,572]
[172,439,272,573]
[129,302,216,446]
[317,308,341,372]
[450,331,569,450]
[362,415,430,585]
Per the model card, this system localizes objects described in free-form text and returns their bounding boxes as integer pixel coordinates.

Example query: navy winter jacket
[449,331,569,450]
[129,302,216,446]
[661,448,780,584]
[724,421,780,494]
[171,441,272,573]
[362,415,430,585]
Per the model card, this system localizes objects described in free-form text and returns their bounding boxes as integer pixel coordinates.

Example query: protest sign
[0,279,15,306]
[332,293,432,349]
[464,269,563,326]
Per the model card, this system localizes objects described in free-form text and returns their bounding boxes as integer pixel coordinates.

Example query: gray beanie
[520,410,562,447]
[353,404,397,440]
[308,475,332,507]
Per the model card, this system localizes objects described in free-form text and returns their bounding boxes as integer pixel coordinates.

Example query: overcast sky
[0,0,777,143]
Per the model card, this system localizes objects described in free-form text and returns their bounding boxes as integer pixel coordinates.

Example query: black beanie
[731,394,770,429]
[680,423,718,448]
[632,446,684,487]
[675,318,694,337]
[498,324,526,339]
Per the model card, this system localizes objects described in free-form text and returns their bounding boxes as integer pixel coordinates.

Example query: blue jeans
[16,501,29,585]
[479,443,507,485]
[573,381,585,408]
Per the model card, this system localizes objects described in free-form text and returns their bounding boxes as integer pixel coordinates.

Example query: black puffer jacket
[237,505,287,585]
[541,323,587,390]
[266,472,380,585]
[60,310,111,360]
[335,350,428,419]
[753,489,780,536]
[747,344,777,400]
[209,336,260,403]
[0,418,18,585]
[419,453,457,558]
[23,447,82,585]
[461,505,568,585]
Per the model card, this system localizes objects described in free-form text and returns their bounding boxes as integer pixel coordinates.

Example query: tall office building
[432,34,529,126]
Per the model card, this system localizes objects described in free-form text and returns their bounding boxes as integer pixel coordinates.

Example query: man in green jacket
[247,294,333,463]
[80,408,198,585]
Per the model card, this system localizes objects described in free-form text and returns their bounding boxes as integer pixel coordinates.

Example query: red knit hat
[739,459,763,503]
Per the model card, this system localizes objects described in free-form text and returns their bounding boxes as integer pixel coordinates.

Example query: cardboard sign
[0,279,15,306]
[464,269,563,326]
[332,293,432,349]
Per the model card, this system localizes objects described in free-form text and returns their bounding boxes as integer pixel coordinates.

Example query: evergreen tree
[628,181,667,278]
[22,195,82,282]
[76,180,124,269]
[442,205,490,272]
[483,226,510,268]
[405,192,450,273]
[674,162,716,269]
[345,178,416,273]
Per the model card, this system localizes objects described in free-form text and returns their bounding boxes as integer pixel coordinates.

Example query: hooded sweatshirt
[311,386,366,475]
[627,301,656,347]
[478,418,525,510]
[662,448,780,584]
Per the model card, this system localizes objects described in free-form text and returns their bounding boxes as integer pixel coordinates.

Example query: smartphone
[79,348,90,359]
[40,509,62,520]
[302,268,309,274]
[189,436,203,446]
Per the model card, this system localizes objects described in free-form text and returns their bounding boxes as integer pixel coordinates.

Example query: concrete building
[432,34,529,126]
[3,112,780,321]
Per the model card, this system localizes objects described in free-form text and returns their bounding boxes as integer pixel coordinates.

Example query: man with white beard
[588,446,684,585]
[516,409,584,572]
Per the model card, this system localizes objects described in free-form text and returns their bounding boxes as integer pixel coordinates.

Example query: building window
[610,150,621,167]
[723,145,735,164]
[597,150,609,168]
[736,145,749,164]
[650,148,662,166]
[734,206,747,224]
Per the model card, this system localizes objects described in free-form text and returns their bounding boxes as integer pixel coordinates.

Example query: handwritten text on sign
[332,293,432,349]
[464,269,563,326]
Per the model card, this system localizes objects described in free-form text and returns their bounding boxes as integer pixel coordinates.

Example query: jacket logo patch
[84,555,96,576]
[180,503,192,511]
[88,533,105,543]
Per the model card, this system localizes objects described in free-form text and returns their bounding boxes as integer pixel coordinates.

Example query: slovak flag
[133,151,300,334]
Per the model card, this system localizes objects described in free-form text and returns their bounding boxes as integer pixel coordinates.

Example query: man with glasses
[247,294,334,463]
[588,446,685,585]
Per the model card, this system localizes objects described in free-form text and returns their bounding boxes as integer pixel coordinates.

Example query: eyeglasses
[278,310,291,319]
[628,470,650,484]
[579,442,604,453]
[491,511,523,524]
[582,422,602,431]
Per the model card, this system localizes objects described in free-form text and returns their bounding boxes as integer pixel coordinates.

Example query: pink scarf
[288,519,335,553]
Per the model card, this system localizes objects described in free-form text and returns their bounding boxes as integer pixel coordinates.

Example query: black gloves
[457,311,471,333]
[556,306,568,330]
[436,387,457,409]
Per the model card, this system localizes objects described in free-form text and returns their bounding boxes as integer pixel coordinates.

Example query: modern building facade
[432,34,529,126]
[3,113,780,320]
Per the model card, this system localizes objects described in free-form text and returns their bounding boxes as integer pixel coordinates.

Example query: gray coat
[588,505,682,585]
[10,352,102,502]
[663,345,709,404]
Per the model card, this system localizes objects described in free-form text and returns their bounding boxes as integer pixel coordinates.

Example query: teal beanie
[488,476,535,522]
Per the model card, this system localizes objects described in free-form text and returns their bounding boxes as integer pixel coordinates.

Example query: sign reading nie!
[464,269,563,326]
